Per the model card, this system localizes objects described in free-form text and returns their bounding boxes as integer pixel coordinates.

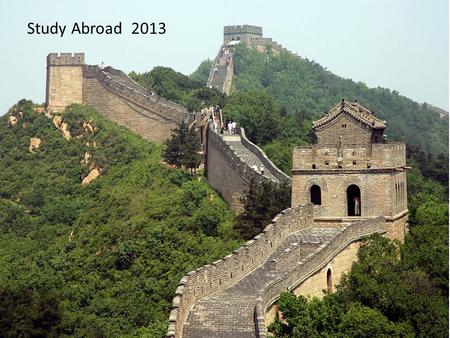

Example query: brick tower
[291,99,408,241]
[46,53,84,112]
[223,25,263,43]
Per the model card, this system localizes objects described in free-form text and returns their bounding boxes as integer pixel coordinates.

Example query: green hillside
[230,44,448,156]
[0,100,241,337]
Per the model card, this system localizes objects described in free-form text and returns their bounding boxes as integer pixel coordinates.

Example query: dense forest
[230,44,448,155]
[0,101,242,337]
[132,45,448,177]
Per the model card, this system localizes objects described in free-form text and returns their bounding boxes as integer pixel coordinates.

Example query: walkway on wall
[222,134,277,181]
[205,44,290,186]
[207,45,233,94]
[182,227,343,338]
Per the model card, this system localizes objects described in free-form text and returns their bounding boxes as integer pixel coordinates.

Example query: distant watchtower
[223,25,262,43]
[46,53,85,112]
[291,100,408,241]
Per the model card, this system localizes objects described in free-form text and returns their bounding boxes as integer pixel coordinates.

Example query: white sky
[0,0,448,114]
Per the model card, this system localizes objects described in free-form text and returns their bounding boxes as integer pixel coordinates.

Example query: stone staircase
[182,227,343,338]
[209,64,229,92]
[222,135,277,181]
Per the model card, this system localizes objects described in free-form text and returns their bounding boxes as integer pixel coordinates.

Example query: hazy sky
[0,0,448,114]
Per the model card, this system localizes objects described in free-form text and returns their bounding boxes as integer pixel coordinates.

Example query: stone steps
[225,139,277,180]
[182,226,344,338]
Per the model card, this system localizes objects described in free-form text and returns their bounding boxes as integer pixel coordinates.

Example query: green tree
[163,121,202,173]
[163,120,190,167]
[223,90,282,145]
[180,127,202,173]
[0,287,62,338]
[235,178,291,239]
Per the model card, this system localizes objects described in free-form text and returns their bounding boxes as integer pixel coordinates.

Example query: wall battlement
[224,25,263,35]
[224,25,263,43]
[167,204,314,337]
[47,53,85,66]
[167,202,385,337]
[46,53,193,142]
[207,125,291,210]
[238,128,291,182]
[293,142,406,170]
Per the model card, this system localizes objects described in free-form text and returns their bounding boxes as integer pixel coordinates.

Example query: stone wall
[224,25,263,43]
[207,44,234,95]
[256,217,385,337]
[82,75,177,142]
[46,53,193,143]
[206,126,288,210]
[291,171,405,218]
[206,128,249,211]
[238,128,291,183]
[167,204,314,338]
[293,142,406,170]
[247,38,288,53]
[46,53,84,112]
[222,59,233,95]
[315,114,372,145]
[293,241,360,297]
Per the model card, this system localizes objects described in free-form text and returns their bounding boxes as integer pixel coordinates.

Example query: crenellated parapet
[46,53,196,142]
[238,128,291,182]
[83,65,191,124]
[167,204,314,338]
[224,25,263,35]
[207,126,280,185]
[223,25,263,43]
[254,217,385,337]
[47,52,85,66]
[293,142,406,171]
[167,202,385,338]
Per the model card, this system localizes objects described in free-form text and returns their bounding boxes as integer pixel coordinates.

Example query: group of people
[202,106,237,135]
[252,164,265,175]
[226,120,237,134]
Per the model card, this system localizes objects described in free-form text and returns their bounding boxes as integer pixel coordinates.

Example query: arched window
[347,184,361,216]
[310,185,321,205]
[326,268,332,293]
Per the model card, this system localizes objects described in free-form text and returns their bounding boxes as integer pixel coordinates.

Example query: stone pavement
[222,134,278,181]
[182,226,343,338]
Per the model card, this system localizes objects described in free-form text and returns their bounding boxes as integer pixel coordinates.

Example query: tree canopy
[0,100,242,337]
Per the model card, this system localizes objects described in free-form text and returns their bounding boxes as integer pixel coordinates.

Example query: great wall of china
[45,25,408,338]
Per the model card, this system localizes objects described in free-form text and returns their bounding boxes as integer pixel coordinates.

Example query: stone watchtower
[223,25,262,43]
[46,53,85,112]
[291,99,408,241]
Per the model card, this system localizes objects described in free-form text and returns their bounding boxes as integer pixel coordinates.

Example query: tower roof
[313,100,386,130]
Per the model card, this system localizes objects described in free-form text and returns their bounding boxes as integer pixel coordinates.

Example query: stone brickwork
[46,53,193,143]
[223,25,288,53]
[46,53,84,112]
[224,25,263,43]
[205,41,291,210]
[291,100,408,241]
[206,126,291,210]
[207,44,233,95]
[167,202,385,338]
[293,240,360,297]
[167,204,314,338]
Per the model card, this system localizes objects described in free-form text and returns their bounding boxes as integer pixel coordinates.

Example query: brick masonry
[46,53,192,143]
[206,126,291,211]
[46,53,84,112]
[291,100,408,242]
